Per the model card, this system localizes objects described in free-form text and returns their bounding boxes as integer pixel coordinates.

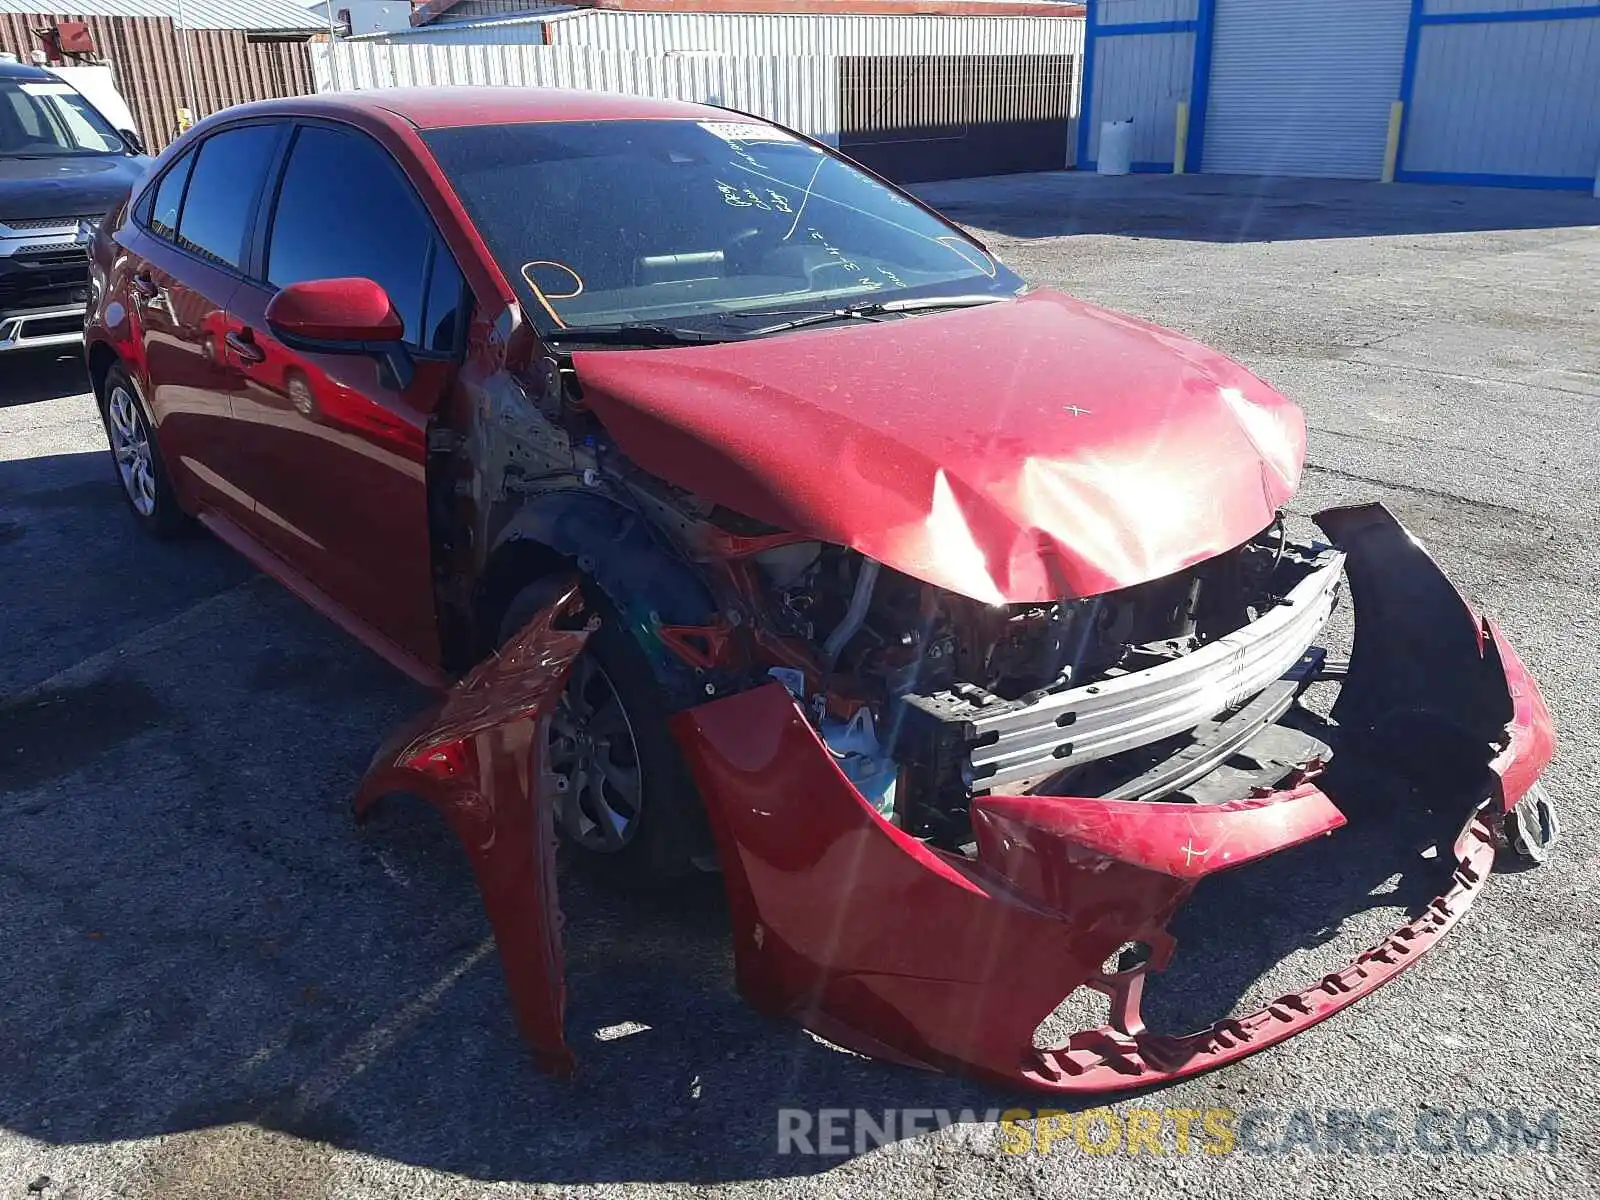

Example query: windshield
[0,77,125,157]
[422,118,1023,334]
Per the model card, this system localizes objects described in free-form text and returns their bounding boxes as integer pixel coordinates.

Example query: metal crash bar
[969,549,1345,793]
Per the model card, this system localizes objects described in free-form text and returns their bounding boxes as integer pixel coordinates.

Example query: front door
[222,121,468,667]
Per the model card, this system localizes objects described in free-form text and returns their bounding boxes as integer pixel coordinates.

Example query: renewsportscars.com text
[776,1106,1561,1158]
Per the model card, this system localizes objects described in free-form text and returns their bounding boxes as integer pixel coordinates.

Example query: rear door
[123,122,284,518]
[222,120,465,667]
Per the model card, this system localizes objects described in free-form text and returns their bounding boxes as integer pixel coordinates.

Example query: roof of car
[0,61,56,80]
[242,87,731,132]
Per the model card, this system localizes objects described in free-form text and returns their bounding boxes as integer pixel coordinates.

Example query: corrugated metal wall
[1077,0,1196,169]
[364,0,570,37]
[0,0,328,30]
[1097,0,1194,23]
[352,9,1085,159]
[358,14,552,43]
[839,53,1073,180]
[362,9,1088,55]
[536,9,1083,56]
[1399,1,1600,186]
[1425,0,1589,13]
[434,0,565,21]
[316,41,840,141]
[0,13,315,150]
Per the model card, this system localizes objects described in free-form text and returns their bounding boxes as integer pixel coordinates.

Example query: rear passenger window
[267,124,453,349]
[175,124,280,270]
[147,150,196,241]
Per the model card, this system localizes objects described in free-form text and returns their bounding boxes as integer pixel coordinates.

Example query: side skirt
[198,508,447,691]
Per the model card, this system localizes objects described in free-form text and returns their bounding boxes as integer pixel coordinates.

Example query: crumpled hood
[0,154,145,224]
[573,289,1305,603]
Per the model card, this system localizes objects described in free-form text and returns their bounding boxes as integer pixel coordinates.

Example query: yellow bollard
[1174,100,1190,175]
[1382,100,1404,182]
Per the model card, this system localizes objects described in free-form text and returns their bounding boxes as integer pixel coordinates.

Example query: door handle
[225,328,266,365]
[131,272,159,299]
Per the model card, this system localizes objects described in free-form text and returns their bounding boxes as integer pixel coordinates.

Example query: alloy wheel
[548,655,644,852]
[107,385,156,517]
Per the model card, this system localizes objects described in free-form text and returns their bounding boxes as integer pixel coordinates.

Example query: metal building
[1080,0,1600,188]
[356,4,1087,55]
[334,4,1088,182]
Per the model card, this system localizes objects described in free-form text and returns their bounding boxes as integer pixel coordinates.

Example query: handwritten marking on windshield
[715,180,772,210]
[781,151,826,241]
[520,261,585,329]
[805,229,905,291]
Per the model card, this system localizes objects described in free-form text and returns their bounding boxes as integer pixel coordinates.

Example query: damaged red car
[84,88,1560,1092]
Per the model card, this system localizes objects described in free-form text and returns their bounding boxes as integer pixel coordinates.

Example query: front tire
[498,579,710,888]
[100,364,188,539]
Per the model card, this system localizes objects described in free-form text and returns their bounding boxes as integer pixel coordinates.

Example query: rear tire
[498,577,710,889]
[99,363,189,539]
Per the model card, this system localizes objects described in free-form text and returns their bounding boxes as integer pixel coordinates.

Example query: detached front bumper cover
[359,505,1556,1093]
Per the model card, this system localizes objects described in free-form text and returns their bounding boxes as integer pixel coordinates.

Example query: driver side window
[266,123,463,352]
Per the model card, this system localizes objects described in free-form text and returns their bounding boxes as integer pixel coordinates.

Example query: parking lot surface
[1,173,1596,1198]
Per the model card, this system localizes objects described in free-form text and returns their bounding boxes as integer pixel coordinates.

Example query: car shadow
[915,172,1600,244]
[0,445,1493,1187]
[0,348,92,409]
[0,451,252,692]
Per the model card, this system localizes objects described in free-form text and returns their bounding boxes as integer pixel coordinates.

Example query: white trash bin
[1098,119,1135,176]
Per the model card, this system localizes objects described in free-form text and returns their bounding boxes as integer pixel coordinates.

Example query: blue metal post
[1075,0,1099,170]
[1185,0,1217,173]
[1392,0,1427,181]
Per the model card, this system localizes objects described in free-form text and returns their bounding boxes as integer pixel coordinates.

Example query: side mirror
[265,277,413,389]
[118,128,145,155]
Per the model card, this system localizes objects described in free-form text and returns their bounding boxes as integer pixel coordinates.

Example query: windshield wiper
[543,322,730,348]
[736,293,1011,337]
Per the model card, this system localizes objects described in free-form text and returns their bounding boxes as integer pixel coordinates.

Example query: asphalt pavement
[1,173,1596,1198]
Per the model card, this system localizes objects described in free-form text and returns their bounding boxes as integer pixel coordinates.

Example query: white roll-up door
[1201,0,1411,179]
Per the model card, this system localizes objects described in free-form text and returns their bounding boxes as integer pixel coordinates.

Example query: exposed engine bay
[734,522,1339,847]
[456,366,1343,854]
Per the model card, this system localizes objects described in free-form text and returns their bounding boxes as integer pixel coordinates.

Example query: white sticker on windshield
[698,121,797,145]
[20,82,77,97]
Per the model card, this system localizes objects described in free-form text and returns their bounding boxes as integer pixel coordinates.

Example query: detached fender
[356,581,589,1076]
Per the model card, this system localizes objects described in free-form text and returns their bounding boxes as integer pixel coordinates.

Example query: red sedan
[83,88,1559,1092]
